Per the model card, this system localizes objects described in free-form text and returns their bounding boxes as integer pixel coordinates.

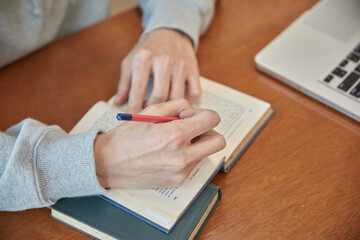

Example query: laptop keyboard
[321,43,360,101]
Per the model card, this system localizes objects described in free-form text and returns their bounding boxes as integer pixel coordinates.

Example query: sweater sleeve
[0,119,106,211]
[138,0,216,48]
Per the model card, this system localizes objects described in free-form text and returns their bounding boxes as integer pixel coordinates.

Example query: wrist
[94,133,111,188]
[148,28,194,47]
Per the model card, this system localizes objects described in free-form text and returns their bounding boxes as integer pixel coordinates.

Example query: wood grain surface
[1,0,359,239]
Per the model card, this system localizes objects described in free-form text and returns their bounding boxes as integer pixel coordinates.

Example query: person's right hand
[94,99,226,189]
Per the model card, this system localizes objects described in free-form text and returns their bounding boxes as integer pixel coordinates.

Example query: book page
[70,101,126,135]
[196,77,271,161]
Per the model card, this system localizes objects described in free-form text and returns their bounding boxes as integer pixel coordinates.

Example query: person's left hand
[114,28,201,113]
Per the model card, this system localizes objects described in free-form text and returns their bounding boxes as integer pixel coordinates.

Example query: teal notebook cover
[50,183,221,240]
[98,161,224,234]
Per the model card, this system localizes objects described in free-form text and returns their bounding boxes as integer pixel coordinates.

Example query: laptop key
[347,53,360,63]
[332,67,347,77]
[339,59,348,67]
[324,75,333,83]
[354,44,360,55]
[338,72,360,92]
[355,65,360,73]
[350,82,360,98]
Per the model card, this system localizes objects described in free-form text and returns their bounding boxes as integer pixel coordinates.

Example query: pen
[116,113,180,123]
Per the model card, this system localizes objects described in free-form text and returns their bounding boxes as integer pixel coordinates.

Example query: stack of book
[50,77,274,239]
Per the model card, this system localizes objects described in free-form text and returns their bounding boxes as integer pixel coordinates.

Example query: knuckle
[192,67,200,76]
[143,103,160,112]
[176,59,186,71]
[158,53,171,62]
[217,134,226,150]
[189,88,202,100]
[133,48,152,63]
[166,126,184,146]
[175,98,190,107]
[173,156,187,171]
[154,53,172,69]
[121,57,130,68]
[213,111,221,125]
[150,93,167,103]
[153,124,184,149]
[205,110,221,125]
[187,63,199,76]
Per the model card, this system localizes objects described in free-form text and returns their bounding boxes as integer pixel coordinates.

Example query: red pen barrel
[131,115,180,123]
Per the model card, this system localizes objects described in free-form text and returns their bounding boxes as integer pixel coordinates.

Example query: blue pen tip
[116,113,132,121]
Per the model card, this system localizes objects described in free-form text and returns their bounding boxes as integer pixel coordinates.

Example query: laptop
[255,0,360,122]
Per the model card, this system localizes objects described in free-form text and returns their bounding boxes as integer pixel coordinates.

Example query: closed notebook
[50,183,221,240]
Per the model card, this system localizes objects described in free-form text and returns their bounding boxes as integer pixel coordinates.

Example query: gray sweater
[0,0,215,211]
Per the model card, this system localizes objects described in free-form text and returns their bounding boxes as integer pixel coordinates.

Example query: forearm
[0,119,105,211]
[139,0,216,48]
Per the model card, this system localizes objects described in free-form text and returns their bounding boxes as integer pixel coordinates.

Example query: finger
[165,108,221,141]
[185,71,201,102]
[146,55,172,106]
[169,60,186,100]
[186,129,226,161]
[115,58,132,105]
[140,98,192,117]
[127,50,152,113]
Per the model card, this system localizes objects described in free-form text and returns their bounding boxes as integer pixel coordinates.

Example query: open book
[70,77,274,233]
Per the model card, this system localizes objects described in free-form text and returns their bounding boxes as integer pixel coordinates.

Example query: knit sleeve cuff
[140,0,202,49]
[34,127,106,205]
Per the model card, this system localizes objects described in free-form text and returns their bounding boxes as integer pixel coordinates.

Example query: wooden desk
[1,0,359,239]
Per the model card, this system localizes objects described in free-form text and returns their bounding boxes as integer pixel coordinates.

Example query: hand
[114,28,201,113]
[94,99,226,189]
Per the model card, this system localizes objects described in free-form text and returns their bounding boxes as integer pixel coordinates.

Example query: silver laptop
[255,0,360,122]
